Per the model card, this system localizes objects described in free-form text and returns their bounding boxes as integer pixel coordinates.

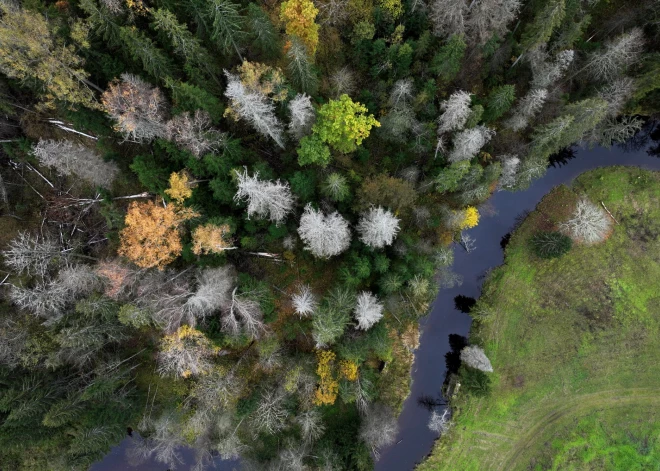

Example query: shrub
[529,231,573,259]
[458,366,491,397]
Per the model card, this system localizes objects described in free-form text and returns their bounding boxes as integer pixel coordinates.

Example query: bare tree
[359,403,398,459]
[466,0,522,45]
[459,232,476,253]
[449,126,495,162]
[329,66,356,98]
[389,78,414,109]
[221,287,266,339]
[357,206,400,249]
[498,154,520,189]
[101,74,168,142]
[251,389,288,435]
[32,139,119,188]
[428,408,452,434]
[437,90,472,134]
[354,291,384,330]
[165,110,226,157]
[234,168,295,225]
[315,0,349,26]
[460,345,493,372]
[157,326,213,378]
[296,409,325,443]
[291,284,318,317]
[586,28,644,82]
[224,71,285,148]
[529,48,574,89]
[505,88,548,131]
[3,231,63,277]
[298,204,351,258]
[429,0,467,38]
[598,77,635,116]
[288,93,316,141]
[191,369,244,411]
[591,116,644,148]
[561,198,612,245]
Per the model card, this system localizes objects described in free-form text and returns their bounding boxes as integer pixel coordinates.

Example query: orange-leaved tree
[118,200,198,269]
[192,223,235,255]
[280,0,319,55]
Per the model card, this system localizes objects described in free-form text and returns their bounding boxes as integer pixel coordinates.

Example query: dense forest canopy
[0,0,659,469]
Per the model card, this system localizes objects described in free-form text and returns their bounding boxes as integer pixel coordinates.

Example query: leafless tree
[296,409,325,443]
[354,291,384,330]
[504,88,548,131]
[298,204,351,258]
[460,345,493,372]
[165,110,226,157]
[3,231,63,277]
[598,77,636,116]
[429,0,467,38]
[32,139,119,188]
[288,93,316,141]
[561,198,612,244]
[428,408,452,434]
[357,206,400,249]
[449,126,495,162]
[459,232,476,253]
[466,0,522,45]
[389,78,414,109]
[251,389,288,435]
[221,287,266,339]
[292,284,318,317]
[101,74,168,142]
[359,403,398,459]
[529,48,574,89]
[586,28,645,82]
[315,0,349,25]
[157,327,213,378]
[589,115,644,148]
[498,154,520,189]
[329,67,356,98]
[224,71,285,148]
[191,369,244,411]
[437,90,472,134]
[234,168,295,225]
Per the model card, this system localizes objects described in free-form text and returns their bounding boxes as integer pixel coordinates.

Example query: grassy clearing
[418,167,660,471]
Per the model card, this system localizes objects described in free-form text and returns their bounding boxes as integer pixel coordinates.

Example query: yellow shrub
[314,350,339,405]
[460,206,480,229]
[339,360,358,381]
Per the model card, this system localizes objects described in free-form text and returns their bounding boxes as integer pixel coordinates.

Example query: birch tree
[224,72,285,148]
[234,168,295,224]
[357,207,400,248]
[297,204,351,258]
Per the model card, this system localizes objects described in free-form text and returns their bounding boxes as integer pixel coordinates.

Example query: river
[92,125,660,471]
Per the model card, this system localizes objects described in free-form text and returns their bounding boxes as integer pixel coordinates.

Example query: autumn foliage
[280,0,320,55]
[314,350,339,405]
[165,171,193,203]
[118,200,197,269]
[192,223,233,255]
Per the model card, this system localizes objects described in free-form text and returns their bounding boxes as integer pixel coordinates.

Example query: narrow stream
[93,127,660,471]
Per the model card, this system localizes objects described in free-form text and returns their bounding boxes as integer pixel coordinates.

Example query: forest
[0,0,659,469]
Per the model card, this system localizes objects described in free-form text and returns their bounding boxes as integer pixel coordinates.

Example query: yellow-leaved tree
[314,350,339,405]
[165,171,194,203]
[118,200,198,269]
[280,0,320,55]
[312,94,380,153]
[0,4,101,110]
[192,223,235,255]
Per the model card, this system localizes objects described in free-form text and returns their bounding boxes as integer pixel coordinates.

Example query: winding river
[93,126,660,471]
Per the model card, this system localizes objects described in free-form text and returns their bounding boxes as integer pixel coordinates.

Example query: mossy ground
[418,167,660,471]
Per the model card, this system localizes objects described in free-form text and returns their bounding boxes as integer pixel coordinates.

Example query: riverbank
[417,166,660,470]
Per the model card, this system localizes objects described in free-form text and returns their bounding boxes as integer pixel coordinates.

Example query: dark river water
[92,126,660,471]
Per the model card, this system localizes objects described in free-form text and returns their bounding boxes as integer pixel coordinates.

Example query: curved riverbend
[93,133,660,471]
[376,137,660,471]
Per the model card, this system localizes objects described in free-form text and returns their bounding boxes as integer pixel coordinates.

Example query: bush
[459,366,491,397]
[529,231,573,259]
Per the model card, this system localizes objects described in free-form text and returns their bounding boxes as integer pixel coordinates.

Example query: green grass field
[418,167,660,471]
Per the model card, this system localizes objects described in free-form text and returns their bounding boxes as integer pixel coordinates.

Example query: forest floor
[418,167,660,471]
